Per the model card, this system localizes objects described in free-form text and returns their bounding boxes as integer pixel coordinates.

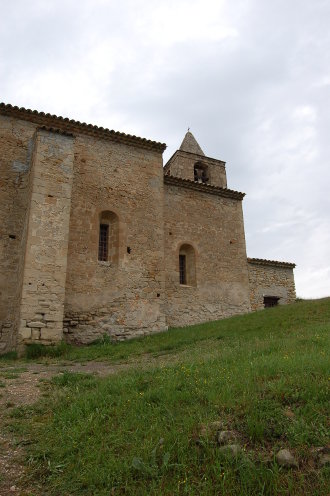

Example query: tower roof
[179,131,205,156]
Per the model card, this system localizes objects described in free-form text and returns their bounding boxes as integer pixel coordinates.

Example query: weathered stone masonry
[248,258,296,311]
[17,129,75,351]
[0,103,296,353]
[164,176,251,327]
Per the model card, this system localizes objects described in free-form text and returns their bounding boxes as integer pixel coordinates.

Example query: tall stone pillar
[17,129,74,350]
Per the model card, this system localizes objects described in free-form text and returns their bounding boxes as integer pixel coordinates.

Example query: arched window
[98,211,119,263]
[194,162,209,184]
[179,244,196,286]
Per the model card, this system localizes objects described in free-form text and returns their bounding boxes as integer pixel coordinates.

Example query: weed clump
[25,341,70,359]
[0,351,17,361]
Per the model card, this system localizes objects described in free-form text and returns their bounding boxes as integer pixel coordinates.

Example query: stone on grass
[217,430,238,445]
[209,421,223,431]
[276,449,298,468]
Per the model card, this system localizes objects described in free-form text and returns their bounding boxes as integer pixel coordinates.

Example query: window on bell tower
[194,162,209,183]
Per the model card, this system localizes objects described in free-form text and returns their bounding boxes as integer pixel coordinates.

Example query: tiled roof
[247,257,296,268]
[164,174,245,200]
[0,103,166,152]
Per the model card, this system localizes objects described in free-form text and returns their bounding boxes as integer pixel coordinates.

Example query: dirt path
[0,358,167,495]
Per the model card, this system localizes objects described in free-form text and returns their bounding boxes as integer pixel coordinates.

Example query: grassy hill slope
[7,299,330,495]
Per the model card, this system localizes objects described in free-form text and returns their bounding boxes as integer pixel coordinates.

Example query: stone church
[0,103,296,354]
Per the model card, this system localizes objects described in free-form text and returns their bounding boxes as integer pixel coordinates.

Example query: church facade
[0,103,296,354]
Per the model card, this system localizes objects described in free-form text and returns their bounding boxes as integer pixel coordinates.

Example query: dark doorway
[263,296,280,308]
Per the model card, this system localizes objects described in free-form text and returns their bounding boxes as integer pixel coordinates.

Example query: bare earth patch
[0,360,138,495]
[0,355,183,495]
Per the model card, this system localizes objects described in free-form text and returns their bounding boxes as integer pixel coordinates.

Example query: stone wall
[0,115,36,353]
[164,179,251,327]
[248,259,296,311]
[63,135,167,343]
[17,129,75,351]
[0,105,298,352]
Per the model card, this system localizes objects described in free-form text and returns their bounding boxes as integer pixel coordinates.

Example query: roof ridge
[0,103,166,152]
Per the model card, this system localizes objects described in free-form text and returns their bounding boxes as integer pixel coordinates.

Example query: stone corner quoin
[0,103,296,353]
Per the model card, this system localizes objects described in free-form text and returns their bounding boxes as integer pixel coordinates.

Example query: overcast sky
[1,0,329,298]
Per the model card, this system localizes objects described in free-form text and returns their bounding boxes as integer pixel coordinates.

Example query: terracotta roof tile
[164,174,245,200]
[0,103,166,152]
[247,257,296,268]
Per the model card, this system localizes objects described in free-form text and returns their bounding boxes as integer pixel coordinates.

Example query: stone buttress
[17,128,74,351]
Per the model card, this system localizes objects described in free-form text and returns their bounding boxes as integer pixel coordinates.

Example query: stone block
[40,328,62,341]
[27,321,46,328]
[19,327,32,340]
[31,329,41,340]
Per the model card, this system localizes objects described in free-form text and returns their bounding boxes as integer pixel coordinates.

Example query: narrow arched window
[179,244,196,286]
[98,224,109,261]
[194,162,209,183]
[98,211,119,263]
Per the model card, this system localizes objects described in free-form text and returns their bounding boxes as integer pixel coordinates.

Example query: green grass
[22,297,330,364]
[7,299,330,495]
[25,341,70,359]
[0,350,17,361]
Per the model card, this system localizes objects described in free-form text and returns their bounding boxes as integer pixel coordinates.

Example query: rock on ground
[276,449,298,468]
[217,430,238,445]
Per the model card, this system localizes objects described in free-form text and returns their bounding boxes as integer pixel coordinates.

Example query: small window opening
[179,254,186,285]
[179,244,196,286]
[194,162,209,183]
[263,296,280,308]
[98,211,119,264]
[98,224,109,261]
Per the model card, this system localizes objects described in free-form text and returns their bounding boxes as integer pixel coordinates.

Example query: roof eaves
[0,103,166,152]
[164,174,245,200]
[247,257,296,268]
